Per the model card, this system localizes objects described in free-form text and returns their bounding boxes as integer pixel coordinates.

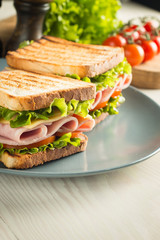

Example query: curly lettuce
[43,0,122,44]
[89,94,125,119]
[0,98,94,128]
[67,59,132,91]
[0,133,81,155]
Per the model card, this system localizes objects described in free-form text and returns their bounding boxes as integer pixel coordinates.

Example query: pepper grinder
[5,0,53,54]
[0,0,2,57]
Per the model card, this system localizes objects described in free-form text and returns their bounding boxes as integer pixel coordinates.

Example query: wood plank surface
[132,54,160,89]
[0,152,160,240]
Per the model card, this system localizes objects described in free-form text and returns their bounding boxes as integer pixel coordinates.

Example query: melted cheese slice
[0,112,64,129]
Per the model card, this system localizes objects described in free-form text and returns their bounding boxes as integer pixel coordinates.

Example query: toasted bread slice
[6,36,124,78]
[0,134,88,169]
[0,70,95,111]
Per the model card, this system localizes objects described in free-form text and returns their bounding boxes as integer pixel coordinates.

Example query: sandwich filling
[66,59,132,119]
[0,98,94,155]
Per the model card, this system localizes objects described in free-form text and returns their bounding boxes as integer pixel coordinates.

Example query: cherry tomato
[124,44,144,66]
[131,31,140,41]
[103,35,126,47]
[140,40,158,62]
[122,29,140,41]
[138,26,146,35]
[144,20,159,32]
[152,36,160,53]
[124,25,146,35]
[123,25,138,32]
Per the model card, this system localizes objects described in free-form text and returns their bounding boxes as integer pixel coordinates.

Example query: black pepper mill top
[5,0,53,54]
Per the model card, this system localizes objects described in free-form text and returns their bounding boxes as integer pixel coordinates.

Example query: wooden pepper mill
[0,0,3,57]
[5,0,53,54]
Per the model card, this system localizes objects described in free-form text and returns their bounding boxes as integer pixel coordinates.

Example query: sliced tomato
[71,132,83,138]
[124,75,131,85]
[3,136,56,149]
[72,114,91,123]
[92,100,108,111]
[111,89,121,98]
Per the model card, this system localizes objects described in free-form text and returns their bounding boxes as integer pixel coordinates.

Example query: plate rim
[0,147,159,178]
[0,58,160,178]
[0,86,159,177]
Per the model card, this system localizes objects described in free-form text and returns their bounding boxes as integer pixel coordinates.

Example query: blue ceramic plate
[0,59,160,177]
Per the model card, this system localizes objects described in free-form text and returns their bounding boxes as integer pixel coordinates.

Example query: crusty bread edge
[0,134,88,169]
[0,83,96,111]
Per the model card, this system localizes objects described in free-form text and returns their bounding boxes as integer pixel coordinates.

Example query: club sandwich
[6,36,132,124]
[0,70,96,169]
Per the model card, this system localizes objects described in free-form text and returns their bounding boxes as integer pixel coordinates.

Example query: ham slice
[91,91,102,110]
[90,74,132,110]
[0,115,95,146]
[121,74,132,89]
[72,114,95,132]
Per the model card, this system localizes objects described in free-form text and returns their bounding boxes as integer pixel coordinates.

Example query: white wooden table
[0,2,160,240]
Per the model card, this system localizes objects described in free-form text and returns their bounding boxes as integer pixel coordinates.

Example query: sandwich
[6,36,132,124]
[0,70,96,169]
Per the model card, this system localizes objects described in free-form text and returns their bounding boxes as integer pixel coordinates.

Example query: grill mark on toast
[0,70,95,90]
[6,36,124,79]
[14,38,117,65]
[16,47,109,59]
[10,50,111,65]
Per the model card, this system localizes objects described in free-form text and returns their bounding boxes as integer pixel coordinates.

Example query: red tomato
[131,31,140,41]
[3,136,56,149]
[138,26,146,35]
[124,44,144,66]
[121,30,140,41]
[144,20,159,32]
[124,25,146,35]
[56,132,83,138]
[103,35,126,47]
[122,25,141,41]
[152,36,160,53]
[92,101,108,111]
[123,25,138,32]
[140,40,158,62]
[111,89,121,98]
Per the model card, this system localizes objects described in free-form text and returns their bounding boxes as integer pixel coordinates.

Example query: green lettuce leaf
[89,94,125,119]
[66,59,131,91]
[91,58,131,91]
[0,133,81,155]
[19,40,34,48]
[0,98,93,128]
[43,0,122,45]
